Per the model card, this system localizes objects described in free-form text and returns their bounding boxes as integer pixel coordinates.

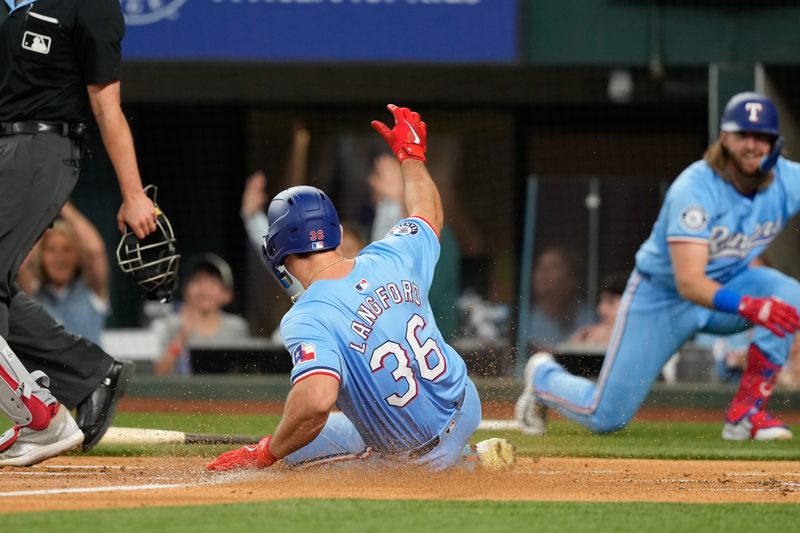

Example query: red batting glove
[371,104,427,162]
[738,296,800,338]
[206,435,278,471]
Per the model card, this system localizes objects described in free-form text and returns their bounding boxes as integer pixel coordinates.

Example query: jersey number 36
[369,314,446,407]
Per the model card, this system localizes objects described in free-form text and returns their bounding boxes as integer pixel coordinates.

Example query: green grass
[473,421,800,461]
[112,412,278,436]
[82,412,279,458]
[62,412,800,461]
[3,500,799,532]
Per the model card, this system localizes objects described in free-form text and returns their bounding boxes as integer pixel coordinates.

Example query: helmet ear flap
[115,186,181,303]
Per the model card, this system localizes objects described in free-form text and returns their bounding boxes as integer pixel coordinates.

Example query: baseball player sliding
[517,92,800,441]
[208,105,512,471]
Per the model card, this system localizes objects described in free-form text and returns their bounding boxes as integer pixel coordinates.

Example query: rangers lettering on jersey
[708,220,781,259]
[348,280,421,354]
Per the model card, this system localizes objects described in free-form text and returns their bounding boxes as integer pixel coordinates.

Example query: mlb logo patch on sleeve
[679,205,709,232]
[292,343,316,366]
[355,278,370,292]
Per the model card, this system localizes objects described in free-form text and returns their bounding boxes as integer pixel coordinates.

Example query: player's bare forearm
[88,82,156,237]
[271,409,329,458]
[676,276,721,308]
[401,159,443,235]
[87,82,146,200]
[669,241,720,308]
[270,374,339,458]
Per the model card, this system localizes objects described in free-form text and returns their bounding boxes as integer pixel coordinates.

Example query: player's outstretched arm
[372,104,443,235]
[207,374,338,471]
[269,374,339,457]
[400,160,443,236]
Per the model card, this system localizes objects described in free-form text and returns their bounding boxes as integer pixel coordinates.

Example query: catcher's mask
[262,185,341,291]
[116,185,180,302]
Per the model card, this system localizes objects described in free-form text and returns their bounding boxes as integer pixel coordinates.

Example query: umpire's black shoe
[76,360,135,451]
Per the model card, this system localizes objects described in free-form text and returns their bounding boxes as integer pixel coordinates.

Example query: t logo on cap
[746,102,763,123]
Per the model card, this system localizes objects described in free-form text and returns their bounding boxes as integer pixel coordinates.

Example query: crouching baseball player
[517,92,800,441]
[208,105,513,472]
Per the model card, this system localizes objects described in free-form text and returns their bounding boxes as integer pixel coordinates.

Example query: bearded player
[517,92,800,441]
[208,105,513,471]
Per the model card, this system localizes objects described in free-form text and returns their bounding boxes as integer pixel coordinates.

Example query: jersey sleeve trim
[291,367,342,386]
[666,236,709,245]
[408,215,439,239]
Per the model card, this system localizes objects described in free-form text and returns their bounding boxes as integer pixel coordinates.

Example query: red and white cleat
[722,410,793,441]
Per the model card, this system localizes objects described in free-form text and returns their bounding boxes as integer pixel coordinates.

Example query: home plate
[478,419,520,431]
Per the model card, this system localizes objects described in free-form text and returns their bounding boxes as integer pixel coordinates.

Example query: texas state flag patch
[292,343,317,366]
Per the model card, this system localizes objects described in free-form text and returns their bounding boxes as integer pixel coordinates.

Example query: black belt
[0,121,86,139]
[408,435,440,459]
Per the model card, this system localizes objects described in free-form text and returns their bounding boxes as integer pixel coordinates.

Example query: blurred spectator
[528,245,593,351]
[339,221,368,259]
[694,330,749,383]
[241,122,311,274]
[457,290,511,341]
[565,271,629,349]
[240,170,270,251]
[152,254,249,376]
[18,201,109,345]
[368,154,406,242]
[695,328,800,388]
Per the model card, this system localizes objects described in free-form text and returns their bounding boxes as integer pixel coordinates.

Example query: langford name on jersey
[349,280,422,353]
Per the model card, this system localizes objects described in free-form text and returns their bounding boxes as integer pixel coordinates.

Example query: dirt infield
[2,401,799,513]
[1,455,799,513]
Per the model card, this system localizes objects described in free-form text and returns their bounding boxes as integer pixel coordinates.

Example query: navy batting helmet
[720,92,780,137]
[263,186,341,288]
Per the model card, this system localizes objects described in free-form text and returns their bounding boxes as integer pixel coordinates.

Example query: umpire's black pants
[0,131,113,407]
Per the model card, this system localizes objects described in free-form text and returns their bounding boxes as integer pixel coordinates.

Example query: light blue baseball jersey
[636,157,800,288]
[280,216,469,454]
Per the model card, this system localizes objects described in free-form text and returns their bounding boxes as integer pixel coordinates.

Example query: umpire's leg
[0,133,79,334]
[9,291,113,408]
[0,132,112,407]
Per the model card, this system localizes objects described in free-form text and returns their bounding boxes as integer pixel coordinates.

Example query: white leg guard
[0,335,55,426]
